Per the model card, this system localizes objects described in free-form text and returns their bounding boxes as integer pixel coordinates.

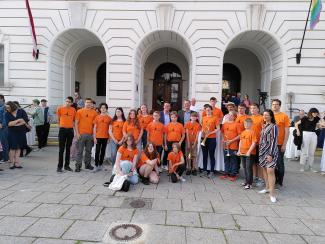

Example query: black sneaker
[85,165,94,170]
[75,167,81,172]
[192,169,197,176]
[25,147,32,156]
[57,168,63,173]
[142,177,150,185]
[64,166,73,172]
[186,170,191,175]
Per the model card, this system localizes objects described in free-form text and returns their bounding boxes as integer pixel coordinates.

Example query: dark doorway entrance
[222,63,241,97]
[152,62,183,111]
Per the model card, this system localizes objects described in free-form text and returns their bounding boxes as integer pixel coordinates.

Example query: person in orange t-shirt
[167,143,186,183]
[202,97,224,123]
[236,103,250,133]
[137,143,160,185]
[93,103,112,171]
[147,111,165,156]
[138,104,153,148]
[75,98,98,172]
[114,134,139,185]
[164,111,185,163]
[56,96,76,172]
[184,112,201,175]
[109,107,126,166]
[272,99,290,187]
[201,104,220,177]
[123,109,143,152]
[237,118,257,189]
[220,111,241,181]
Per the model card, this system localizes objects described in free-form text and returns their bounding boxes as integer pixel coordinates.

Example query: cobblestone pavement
[0,146,325,244]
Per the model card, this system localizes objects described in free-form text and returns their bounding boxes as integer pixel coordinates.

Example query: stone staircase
[47,124,59,146]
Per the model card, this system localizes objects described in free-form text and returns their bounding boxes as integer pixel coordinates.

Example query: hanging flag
[25,0,39,59]
[310,0,322,30]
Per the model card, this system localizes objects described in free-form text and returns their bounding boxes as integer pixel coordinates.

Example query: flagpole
[296,0,313,64]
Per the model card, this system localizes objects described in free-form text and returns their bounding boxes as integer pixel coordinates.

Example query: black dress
[5,109,28,150]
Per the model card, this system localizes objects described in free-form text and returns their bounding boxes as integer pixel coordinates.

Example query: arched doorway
[48,29,107,105]
[222,30,284,108]
[152,62,183,111]
[222,63,241,97]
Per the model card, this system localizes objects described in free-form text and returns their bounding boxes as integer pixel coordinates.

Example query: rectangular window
[0,45,4,86]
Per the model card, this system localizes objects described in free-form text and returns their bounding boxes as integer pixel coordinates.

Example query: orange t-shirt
[57,106,76,128]
[165,122,185,142]
[251,114,264,144]
[123,120,141,141]
[235,114,250,133]
[202,116,219,138]
[167,151,183,173]
[76,108,98,134]
[274,112,290,145]
[202,107,223,122]
[137,151,160,169]
[239,129,257,155]
[138,114,153,130]
[185,121,201,143]
[118,146,138,162]
[221,121,241,150]
[147,121,165,146]
[94,114,112,139]
[111,120,124,141]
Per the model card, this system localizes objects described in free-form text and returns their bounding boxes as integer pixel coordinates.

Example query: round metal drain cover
[109,224,143,242]
[129,199,146,208]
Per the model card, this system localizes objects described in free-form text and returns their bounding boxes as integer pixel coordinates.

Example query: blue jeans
[201,138,216,173]
[110,141,119,166]
[120,160,139,184]
[0,128,9,161]
[224,149,238,176]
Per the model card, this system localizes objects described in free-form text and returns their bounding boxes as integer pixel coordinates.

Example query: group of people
[1,91,325,203]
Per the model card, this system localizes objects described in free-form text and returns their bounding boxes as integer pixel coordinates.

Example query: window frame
[0,32,10,88]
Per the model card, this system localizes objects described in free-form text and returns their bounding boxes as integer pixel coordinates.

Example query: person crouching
[168,143,186,183]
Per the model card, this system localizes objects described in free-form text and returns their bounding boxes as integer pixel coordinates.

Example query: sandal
[9,165,15,170]
[103,181,111,187]
[14,164,23,169]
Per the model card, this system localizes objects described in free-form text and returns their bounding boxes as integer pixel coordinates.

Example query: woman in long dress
[258,109,279,203]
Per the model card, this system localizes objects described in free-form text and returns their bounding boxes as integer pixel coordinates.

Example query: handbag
[108,174,128,191]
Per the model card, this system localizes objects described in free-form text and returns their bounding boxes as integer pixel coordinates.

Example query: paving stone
[0,202,40,216]
[62,220,107,241]
[271,205,311,219]
[0,216,38,235]
[27,203,72,218]
[301,206,325,220]
[181,183,206,192]
[91,195,125,208]
[221,192,252,203]
[302,235,325,244]
[168,190,195,200]
[186,227,226,244]
[0,200,10,209]
[211,201,245,215]
[2,191,42,202]
[37,176,66,184]
[240,203,278,217]
[96,207,134,224]
[22,218,73,238]
[152,198,181,211]
[60,193,97,205]
[0,180,18,190]
[300,218,325,236]
[87,185,115,195]
[62,205,103,220]
[30,192,70,204]
[33,239,75,244]
[114,186,143,197]
[0,190,15,199]
[0,235,35,244]
[61,176,89,184]
[267,217,314,235]
[263,233,306,244]
[166,211,201,227]
[195,191,223,202]
[61,184,94,193]
[131,209,166,225]
[145,224,186,244]
[182,199,213,212]
[224,230,267,244]
[200,213,237,229]
[9,182,68,193]
[234,215,276,232]
[141,188,168,199]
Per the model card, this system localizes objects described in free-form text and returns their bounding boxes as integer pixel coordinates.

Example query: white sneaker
[258,189,269,194]
[180,177,186,182]
[98,165,103,171]
[310,168,318,173]
[158,167,163,173]
[321,172,325,175]
[162,165,168,171]
[270,196,277,203]
[92,166,99,173]
[300,168,305,172]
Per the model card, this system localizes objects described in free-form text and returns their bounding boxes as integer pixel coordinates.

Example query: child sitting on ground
[168,143,186,183]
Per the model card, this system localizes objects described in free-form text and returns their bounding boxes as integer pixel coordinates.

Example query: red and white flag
[25,0,39,59]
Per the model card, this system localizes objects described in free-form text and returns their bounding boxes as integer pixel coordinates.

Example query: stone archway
[48,28,107,105]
